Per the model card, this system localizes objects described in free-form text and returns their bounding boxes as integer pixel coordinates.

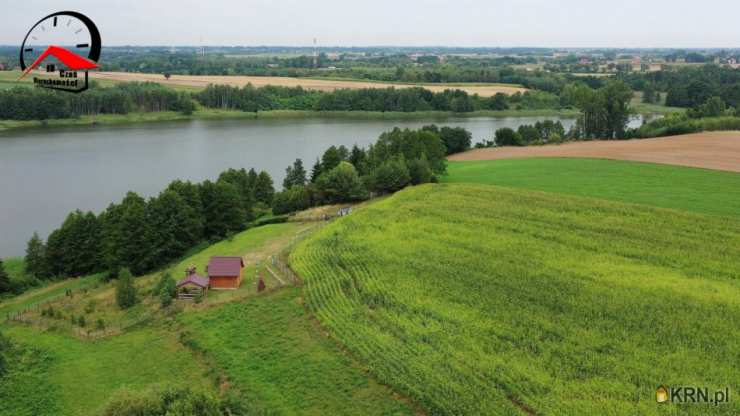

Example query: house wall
[210,275,239,290]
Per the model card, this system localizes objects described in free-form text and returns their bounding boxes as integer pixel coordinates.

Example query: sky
[1,0,739,48]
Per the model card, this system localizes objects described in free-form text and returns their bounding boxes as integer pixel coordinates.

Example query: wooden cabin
[207,257,244,290]
[176,267,209,301]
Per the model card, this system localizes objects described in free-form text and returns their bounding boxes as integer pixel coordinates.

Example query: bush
[100,384,244,416]
[159,273,177,308]
[115,268,137,310]
[272,185,314,215]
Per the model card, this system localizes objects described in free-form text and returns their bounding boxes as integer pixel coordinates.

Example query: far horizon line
[2,44,740,51]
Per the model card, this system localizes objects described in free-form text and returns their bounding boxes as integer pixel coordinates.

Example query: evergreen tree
[25,232,48,279]
[116,193,151,275]
[115,268,137,310]
[348,145,368,175]
[283,159,307,189]
[158,273,177,307]
[0,259,12,295]
[310,158,322,183]
[321,146,343,172]
[253,171,275,205]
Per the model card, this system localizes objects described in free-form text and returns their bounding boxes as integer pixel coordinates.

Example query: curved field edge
[289,183,740,415]
[443,158,740,219]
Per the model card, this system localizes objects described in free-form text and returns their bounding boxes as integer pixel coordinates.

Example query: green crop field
[291,184,740,415]
[444,158,740,218]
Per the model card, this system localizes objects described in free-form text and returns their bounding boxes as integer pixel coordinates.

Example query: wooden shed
[176,269,209,301]
[207,256,244,290]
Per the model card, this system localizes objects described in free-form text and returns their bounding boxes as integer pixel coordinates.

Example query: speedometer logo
[18,11,101,93]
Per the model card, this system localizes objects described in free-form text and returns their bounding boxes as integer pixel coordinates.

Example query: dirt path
[449,131,740,173]
[91,71,527,97]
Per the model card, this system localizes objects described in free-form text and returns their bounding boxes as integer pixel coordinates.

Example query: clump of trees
[0,82,195,121]
[273,125,452,214]
[23,168,275,281]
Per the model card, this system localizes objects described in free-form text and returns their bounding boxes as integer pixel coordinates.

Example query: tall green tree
[200,180,246,239]
[310,158,322,183]
[315,162,367,204]
[371,157,412,194]
[25,232,48,279]
[0,259,12,295]
[321,146,343,172]
[283,159,307,189]
[253,171,275,205]
[145,190,202,268]
[218,168,256,215]
[115,268,137,310]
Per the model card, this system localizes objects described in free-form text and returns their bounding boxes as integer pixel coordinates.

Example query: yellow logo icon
[656,386,669,403]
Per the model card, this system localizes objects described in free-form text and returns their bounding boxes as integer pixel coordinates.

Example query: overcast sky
[1,0,739,48]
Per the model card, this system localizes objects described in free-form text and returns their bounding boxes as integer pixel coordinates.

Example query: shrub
[100,384,243,416]
[272,186,314,215]
[159,274,177,308]
[115,268,137,310]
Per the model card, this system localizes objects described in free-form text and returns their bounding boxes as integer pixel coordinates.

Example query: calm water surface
[1,115,614,256]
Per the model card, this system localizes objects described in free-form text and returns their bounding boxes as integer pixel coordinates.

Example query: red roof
[177,273,210,288]
[20,45,98,80]
[207,257,244,277]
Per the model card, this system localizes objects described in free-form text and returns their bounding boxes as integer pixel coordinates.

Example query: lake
[0,115,640,257]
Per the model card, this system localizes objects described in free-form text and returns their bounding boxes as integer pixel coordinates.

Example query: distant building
[177,267,210,300]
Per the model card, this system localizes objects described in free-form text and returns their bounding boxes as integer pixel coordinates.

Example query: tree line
[273,125,463,214]
[0,82,195,120]
[22,168,275,282]
[195,83,562,114]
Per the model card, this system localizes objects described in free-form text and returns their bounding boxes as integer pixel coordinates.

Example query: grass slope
[1,326,212,416]
[444,158,740,218]
[180,287,415,415]
[291,184,740,415]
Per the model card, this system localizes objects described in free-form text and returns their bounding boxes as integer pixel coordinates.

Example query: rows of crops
[290,183,740,415]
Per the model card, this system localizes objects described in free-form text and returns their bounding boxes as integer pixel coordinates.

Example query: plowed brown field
[91,71,527,96]
[449,131,740,173]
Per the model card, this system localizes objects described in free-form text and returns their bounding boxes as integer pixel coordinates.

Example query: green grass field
[2,221,414,415]
[180,287,416,415]
[290,183,740,415]
[444,158,740,218]
[0,326,212,416]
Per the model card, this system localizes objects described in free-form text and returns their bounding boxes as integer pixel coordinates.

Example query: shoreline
[0,108,584,133]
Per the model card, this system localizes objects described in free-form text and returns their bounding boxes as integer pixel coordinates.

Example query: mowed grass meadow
[443,158,740,218]
[291,183,740,415]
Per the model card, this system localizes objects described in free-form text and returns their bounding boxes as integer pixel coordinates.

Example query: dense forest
[0,82,195,120]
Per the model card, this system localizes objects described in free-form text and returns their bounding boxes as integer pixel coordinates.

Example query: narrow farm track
[449,131,740,173]
[91,71,527,97]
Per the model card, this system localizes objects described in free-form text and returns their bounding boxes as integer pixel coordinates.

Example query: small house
[207,256,244,290]
[177,267,209,300]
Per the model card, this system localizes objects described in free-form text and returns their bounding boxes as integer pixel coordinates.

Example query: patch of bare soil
[91,71,527,97]
[449,132,740,173]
